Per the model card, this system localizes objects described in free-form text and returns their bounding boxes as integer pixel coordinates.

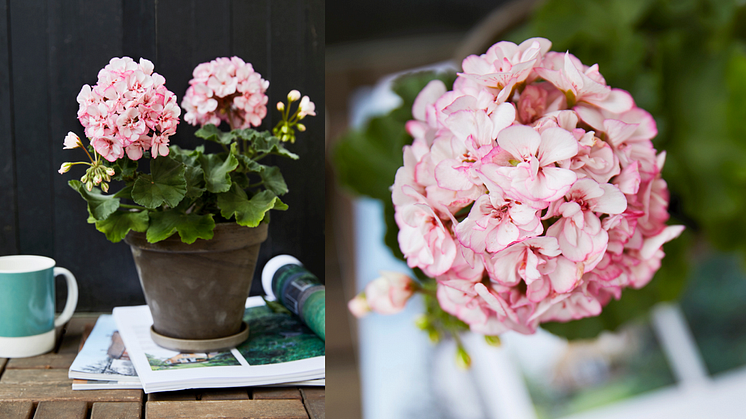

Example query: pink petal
[537,127,579,165]
[640,225,685,260]
[547,256,581,293]
[592,88,634,113]
[497,125,541,160]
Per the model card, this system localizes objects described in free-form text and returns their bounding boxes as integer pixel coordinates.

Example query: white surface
[0,329,55,358]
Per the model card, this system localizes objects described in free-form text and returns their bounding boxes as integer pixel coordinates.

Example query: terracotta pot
[124,223,268,341]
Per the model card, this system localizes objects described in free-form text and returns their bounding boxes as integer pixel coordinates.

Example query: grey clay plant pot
[125,223,268,342]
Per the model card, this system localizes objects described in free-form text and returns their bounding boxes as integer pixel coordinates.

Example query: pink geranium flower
[76,57,180,161]
[182,57,269,129]
[480,125,578,206]
[353,37,683,337]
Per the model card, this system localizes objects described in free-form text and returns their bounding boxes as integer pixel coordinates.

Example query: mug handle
[53,267,79,327]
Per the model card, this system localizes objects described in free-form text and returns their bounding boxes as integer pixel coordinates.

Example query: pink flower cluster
[76,57,180,162]
[392,38,684,335]
[181,57,269,129]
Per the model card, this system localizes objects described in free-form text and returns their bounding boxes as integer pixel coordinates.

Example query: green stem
[252,152,269,162]
[81,144,96,164]
[119,203,148,210]
[248,181,264,188]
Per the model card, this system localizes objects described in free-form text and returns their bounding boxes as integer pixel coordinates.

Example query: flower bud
[101,182,109,193]
[298,96,316,118]
[484,335,501,347]
[58,162,73,174]
[297,123,306,132]
[348,293,371,318]
[456,345,471,370]
[93,174,102,184]
[287,90,301,102]
[428,328,441,344]
[86,181,94,191]
[63,132,82,150]
[364,271,416,315]
[106,167,116,177]
[276,101,285,111]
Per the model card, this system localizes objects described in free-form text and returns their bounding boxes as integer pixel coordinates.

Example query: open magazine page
[68,315,139,382]
[113,296,325,393]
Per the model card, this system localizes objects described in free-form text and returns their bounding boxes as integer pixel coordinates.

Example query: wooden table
[0,315,325,419]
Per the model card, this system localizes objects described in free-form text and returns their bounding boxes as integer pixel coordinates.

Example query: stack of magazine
[68,297,325,393]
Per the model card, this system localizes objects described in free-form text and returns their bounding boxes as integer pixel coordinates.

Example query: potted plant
[59,56,315,351]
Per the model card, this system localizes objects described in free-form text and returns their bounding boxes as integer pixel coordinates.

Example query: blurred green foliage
[333,0,746,340]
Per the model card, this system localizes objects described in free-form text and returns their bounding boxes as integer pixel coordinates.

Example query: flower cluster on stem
[352,38,684,337]
[273,90,316,143]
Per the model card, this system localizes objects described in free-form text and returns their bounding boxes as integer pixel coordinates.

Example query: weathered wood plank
[252,387,302,400]
[9,0,52,257]
[33,401,87,419]
[0,401,34,419]
[0,382,142,404]
[0,369,71,385]
[91,402,142,419]
[6,353,77,370]
[300,388,324,419]
[145,400,308,419]
[200,388,249,401]
[56,316,98,355]
[146,391,198,402]
[0,0,17,255]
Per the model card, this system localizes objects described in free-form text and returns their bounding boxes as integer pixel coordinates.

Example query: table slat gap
[300,388,325,419]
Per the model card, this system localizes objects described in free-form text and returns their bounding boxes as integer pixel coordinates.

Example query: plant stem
[119,203,148,210]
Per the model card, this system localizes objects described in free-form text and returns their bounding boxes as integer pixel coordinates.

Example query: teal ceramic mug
[0,255,78,357]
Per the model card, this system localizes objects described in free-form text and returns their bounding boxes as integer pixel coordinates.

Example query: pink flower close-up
[75,57,180,162]
[385,37,684,336]
[181,56,269,130]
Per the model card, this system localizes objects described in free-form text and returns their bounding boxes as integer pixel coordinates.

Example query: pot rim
[124,222,268,254]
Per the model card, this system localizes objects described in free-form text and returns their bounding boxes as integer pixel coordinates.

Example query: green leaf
[260,166,288,196]
[95,210,149,243]
[195,124,235,145]
[169,145,204,166]
[68,180,120,221]
[217,184,287,227]
[146,210,215,244]
[113,184,134,200]
[132,156,187,209]
[235,153,264,173]
[249,131,299,160]
[200,153,239,193]
[230,171,251,190]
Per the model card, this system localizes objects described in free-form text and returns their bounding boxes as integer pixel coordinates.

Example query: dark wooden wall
[0,0,324,311]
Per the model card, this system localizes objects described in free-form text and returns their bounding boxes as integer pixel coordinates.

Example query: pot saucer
[150,321,249,352]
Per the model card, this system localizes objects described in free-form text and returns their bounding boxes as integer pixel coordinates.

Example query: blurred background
[0,0,324,310]
[326,0,746,418]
